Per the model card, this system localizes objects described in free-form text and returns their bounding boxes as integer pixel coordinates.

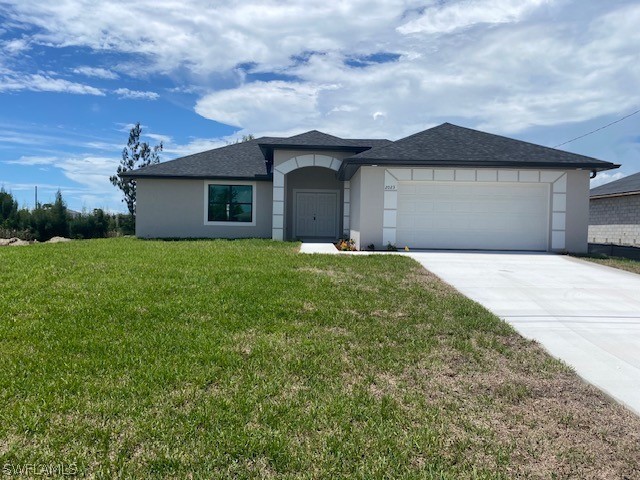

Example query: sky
[0,0,639,213]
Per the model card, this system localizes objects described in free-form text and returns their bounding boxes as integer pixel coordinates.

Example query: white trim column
[382,170,398,246]
[343,181,350,236]
[272,169,285,240]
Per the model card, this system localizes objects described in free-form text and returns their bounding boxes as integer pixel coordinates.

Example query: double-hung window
[206,183,254,223]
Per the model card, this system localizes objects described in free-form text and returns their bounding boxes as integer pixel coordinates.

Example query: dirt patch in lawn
[363,331,640,478]
[0,236,72,246]
[402,266,459,297]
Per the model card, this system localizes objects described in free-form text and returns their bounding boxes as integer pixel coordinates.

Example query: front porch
[271,154,350,241]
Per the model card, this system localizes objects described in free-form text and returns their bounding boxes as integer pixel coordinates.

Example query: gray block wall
[589,194,640,246]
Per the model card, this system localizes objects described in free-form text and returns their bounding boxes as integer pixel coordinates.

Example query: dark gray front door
[295,191,338,239]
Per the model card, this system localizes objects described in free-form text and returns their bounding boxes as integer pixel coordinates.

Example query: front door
[295,191,338,239]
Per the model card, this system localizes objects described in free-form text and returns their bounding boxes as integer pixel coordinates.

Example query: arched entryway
[272,154,349,241]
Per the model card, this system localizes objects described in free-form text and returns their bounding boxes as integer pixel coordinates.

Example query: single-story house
[123,123,619,252]
[589,171,640,246]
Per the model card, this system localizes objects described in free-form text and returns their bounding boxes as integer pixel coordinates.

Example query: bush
[115,214,135,236]
[0,189,125,241]
[69,209,111,239]
[29,191,69,241]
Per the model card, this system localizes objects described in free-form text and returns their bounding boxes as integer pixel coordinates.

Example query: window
[207,184,253,223]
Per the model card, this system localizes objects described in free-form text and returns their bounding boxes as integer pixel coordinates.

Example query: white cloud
[397,0,549,35]
[0,127,124,151]
[193,2,640,140]
[590,172,626,188]
[115,122,147,132]
[162,138,229,157]
[2,37,31,54]
[5,155,57,166]
[114,88,159,100]
[0,0,417,74]
[0,0,639,162]
[145,133,171,144]
[165,85,206,95]
[4,154,123,209]
[72,66,119,79]
[0,72,104,95]
[329,105,357,114]
[82,141,123,151]
[195,81,333,130]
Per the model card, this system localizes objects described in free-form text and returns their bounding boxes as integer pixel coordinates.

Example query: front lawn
[576,254,640,275]
[1,239,639,478]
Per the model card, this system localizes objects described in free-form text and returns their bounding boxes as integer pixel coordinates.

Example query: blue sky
[1,0,639,212]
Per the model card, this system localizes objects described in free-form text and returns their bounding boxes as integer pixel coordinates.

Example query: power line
[553,108,640,148]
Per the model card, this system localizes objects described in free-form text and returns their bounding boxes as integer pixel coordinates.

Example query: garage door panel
[396,181,549,250]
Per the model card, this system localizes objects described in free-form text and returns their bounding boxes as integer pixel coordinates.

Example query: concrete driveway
[406,251,640,415]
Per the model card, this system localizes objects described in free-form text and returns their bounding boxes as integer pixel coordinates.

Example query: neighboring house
[67,209,82,219]
[589,172,640,246]
[122,123,618,252]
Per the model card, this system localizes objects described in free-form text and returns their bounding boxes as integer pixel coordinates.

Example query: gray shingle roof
[343,123,618,171]
[121,137,281,180]
[258,130,390,149]
[122,124,618,181]
[590,172,640,197]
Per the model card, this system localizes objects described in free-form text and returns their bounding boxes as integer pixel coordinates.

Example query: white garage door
[396,182,550,251]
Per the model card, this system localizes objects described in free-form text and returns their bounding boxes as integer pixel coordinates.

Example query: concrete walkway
[300,243,640,414]
[300,243,345,254]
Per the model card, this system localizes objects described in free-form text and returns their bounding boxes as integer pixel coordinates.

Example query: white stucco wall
[565,170,591,253]
[349,166,384,250]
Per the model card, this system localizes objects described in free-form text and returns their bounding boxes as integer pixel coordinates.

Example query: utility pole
[35,186,38,208]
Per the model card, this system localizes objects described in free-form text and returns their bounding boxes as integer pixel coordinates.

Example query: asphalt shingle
[345,123,617,169]
[258,130,390,149]
[122,124,618,180]
[120,137,282,179]
[590,171,640,197]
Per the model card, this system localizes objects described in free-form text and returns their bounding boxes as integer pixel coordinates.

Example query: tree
[0,188,19,227]
[110,123,162,216]
[228,134,255,145]
[49,190,69,238]
[30,190,69,241]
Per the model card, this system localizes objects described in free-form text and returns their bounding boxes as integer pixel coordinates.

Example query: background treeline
[0,188,134,241]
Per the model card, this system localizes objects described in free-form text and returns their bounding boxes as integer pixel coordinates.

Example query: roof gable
[269,130,349,147]
[258,130,390,149]
[590,172,640,197]
[346,123,616,168]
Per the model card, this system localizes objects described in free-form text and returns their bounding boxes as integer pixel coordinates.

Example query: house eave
[338,159,620,180]
[119,173,273,181]
[590,191,640,200]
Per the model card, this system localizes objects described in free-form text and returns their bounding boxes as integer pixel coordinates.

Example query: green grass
[1,239,639,478]
[574,254,640,275]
